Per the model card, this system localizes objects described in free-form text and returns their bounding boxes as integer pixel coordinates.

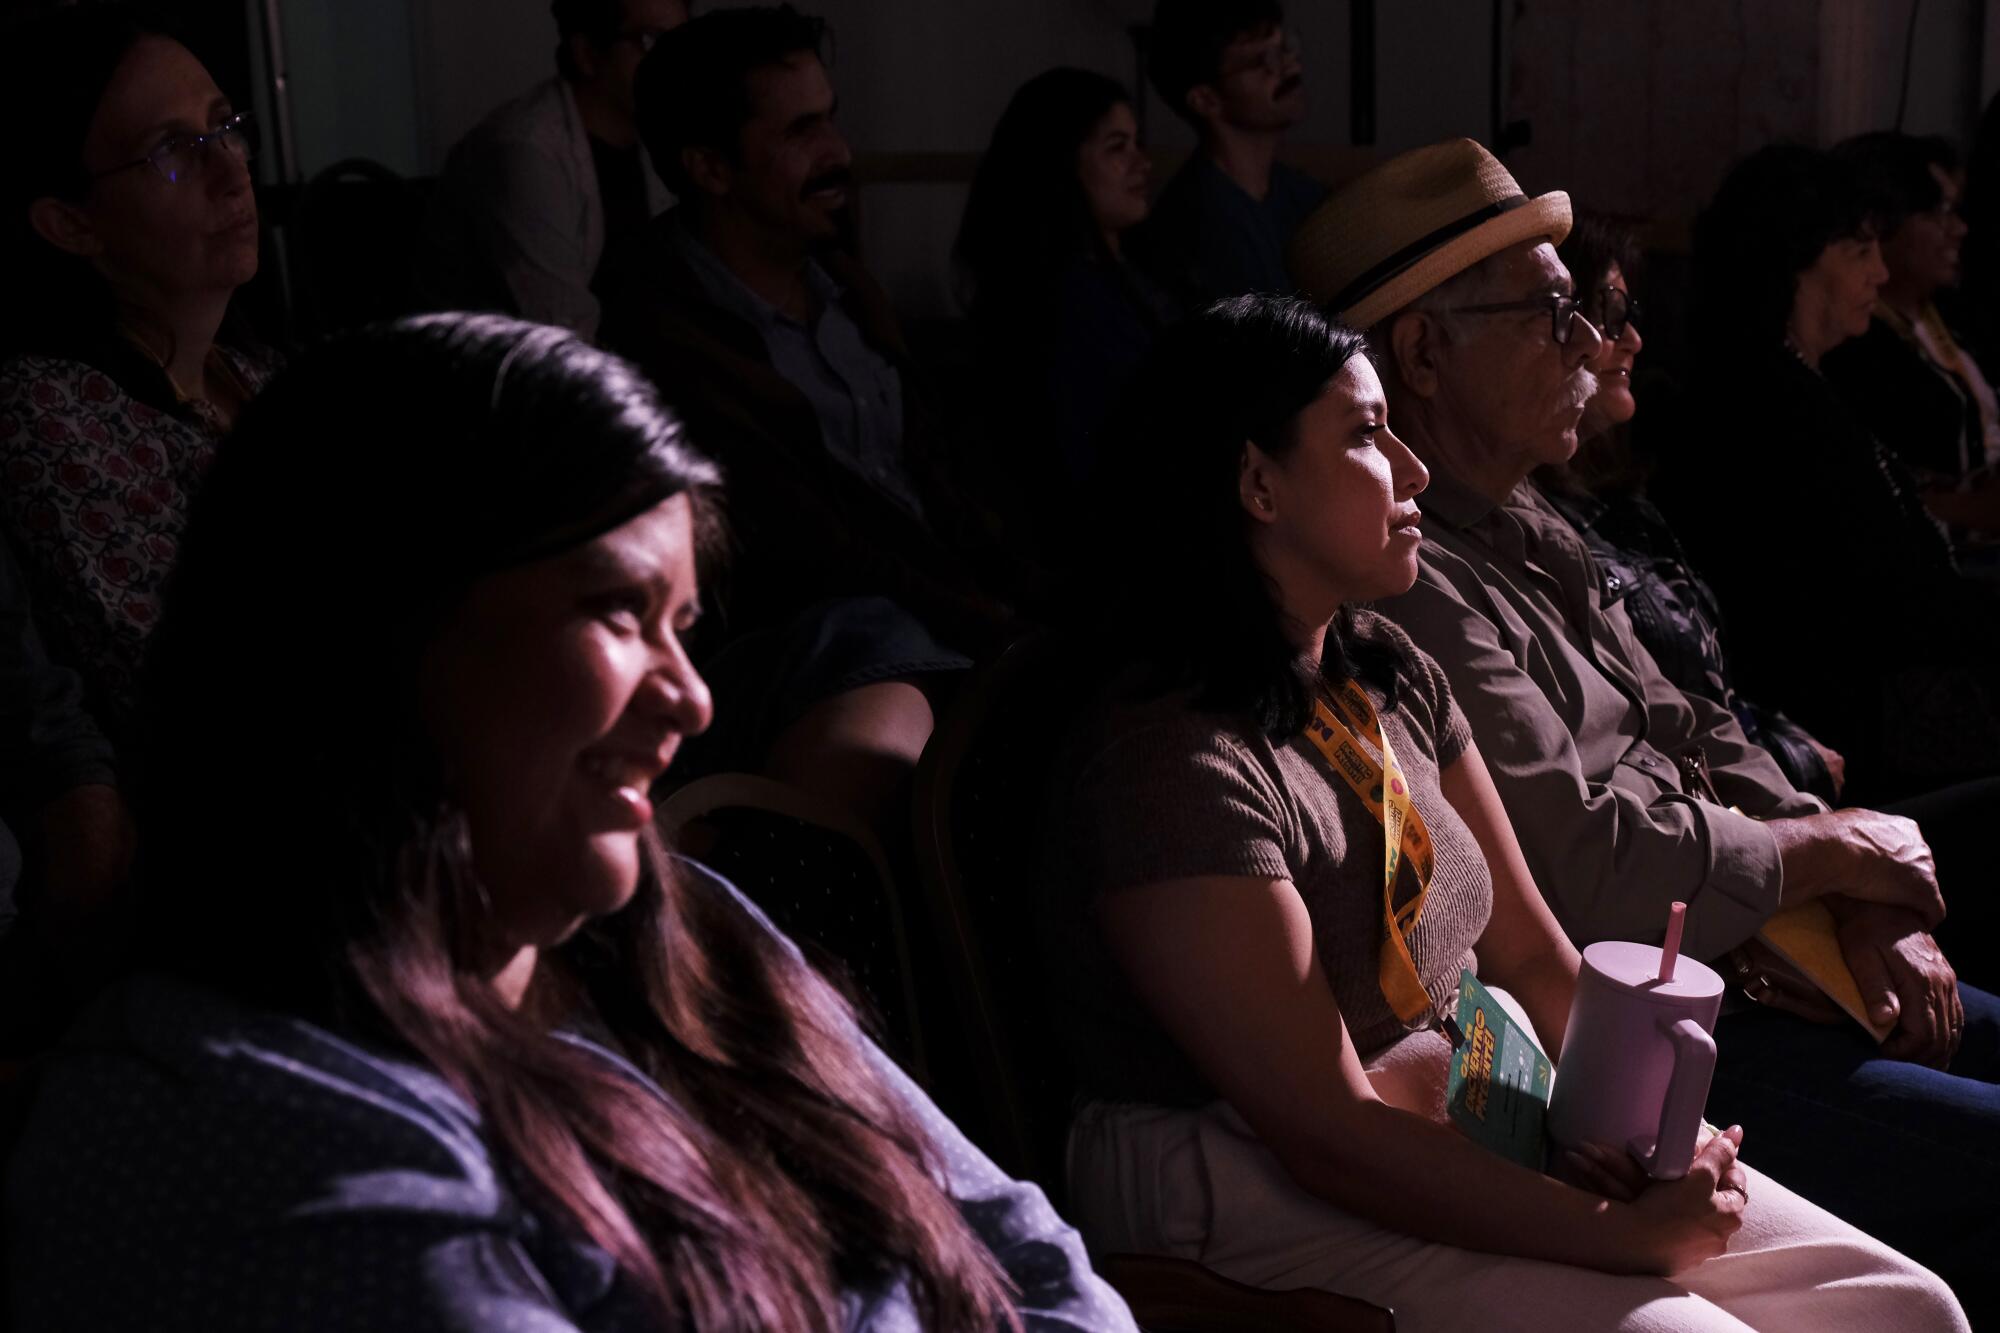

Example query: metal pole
[256,0,301,185]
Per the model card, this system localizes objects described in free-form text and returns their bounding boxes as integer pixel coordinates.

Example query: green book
[1446,969,1554,1171]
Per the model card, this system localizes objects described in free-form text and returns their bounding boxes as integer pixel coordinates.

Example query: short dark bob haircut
[1692,143,1875,352]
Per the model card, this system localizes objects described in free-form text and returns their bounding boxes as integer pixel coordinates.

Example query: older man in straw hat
[1292,137,2000,1310]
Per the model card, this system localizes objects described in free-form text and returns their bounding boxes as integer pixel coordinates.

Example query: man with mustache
[1136,0,1324,306]
[1291,138,2000,1316]
[597,5,1015,844]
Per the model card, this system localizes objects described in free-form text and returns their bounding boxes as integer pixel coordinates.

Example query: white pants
[1067,1101,1967,1331]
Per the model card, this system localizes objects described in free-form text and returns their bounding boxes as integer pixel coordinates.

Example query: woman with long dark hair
[1039,295,1965,1331]
[0,4,274,743]
[956,68,1172,492]
[4,314,1136,1333]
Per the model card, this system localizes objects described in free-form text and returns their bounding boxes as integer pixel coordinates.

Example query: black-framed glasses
[89,111,255,186]
[614,26,671,52]
[1596,286,1641,341]
[1436,291,1591,346]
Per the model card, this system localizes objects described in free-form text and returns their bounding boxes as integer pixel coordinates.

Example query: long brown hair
[141,314,1019,1329]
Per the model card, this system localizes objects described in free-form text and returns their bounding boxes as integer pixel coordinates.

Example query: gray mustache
[1562,369,1601,412]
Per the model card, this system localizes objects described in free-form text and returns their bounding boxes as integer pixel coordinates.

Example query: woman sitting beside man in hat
[1531,215,1846,804]
[1037,293,1966,1332]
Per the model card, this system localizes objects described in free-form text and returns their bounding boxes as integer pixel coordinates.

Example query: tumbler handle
[1632,1017,1714,1180]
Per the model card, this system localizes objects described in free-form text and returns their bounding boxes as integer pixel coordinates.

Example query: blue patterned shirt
[6,862,1135,1332]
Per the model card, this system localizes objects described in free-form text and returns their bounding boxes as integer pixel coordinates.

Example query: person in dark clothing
[956,68,1176,551]
[1134,0,1325,305]
[425,0,689,338]
[1826,133,2000,549]
[600,6,1016,841]
[1656,144,2000,802]
[1535,216,1845,804]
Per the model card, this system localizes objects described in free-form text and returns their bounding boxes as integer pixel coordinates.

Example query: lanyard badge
[1302,683,1463,1048]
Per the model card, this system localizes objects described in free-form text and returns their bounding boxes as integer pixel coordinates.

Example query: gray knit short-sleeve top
[1041,610,1494,1107]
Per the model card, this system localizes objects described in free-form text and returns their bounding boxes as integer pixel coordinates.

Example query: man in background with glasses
[1136,0,1323,307]
[426,0,688,339]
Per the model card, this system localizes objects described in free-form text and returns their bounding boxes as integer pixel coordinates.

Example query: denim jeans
[1707,986,2000,1327]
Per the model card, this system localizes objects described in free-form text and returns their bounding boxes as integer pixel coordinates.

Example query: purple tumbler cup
[1547,939,1725,1180]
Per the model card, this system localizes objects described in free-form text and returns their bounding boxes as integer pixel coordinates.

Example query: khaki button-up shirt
[1378,470,1826,962]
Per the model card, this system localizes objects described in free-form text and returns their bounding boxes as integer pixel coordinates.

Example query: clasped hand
[1827,898,1963,1068]
[1557,1126,1749,1275]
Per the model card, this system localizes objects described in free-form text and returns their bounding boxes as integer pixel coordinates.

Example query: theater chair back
[914,640,1398,1333]
[658,773,929,1082]
[912,634,1074,1186]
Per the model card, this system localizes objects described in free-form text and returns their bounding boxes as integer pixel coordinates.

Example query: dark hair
[635,4,827,199]
[142,314,1018,1332]
[551,0,624,80]
[1545,213,1648,490]
[1147,0,1283,127]
[1077,295,1405,734]
[955,67,1134,317]
[1835,131,1958,237]
[0,4,209,411]
[1557,212,1643,328]
[1693,143,1875,353]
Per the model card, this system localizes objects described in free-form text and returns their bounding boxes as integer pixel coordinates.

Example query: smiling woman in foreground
[3,314,1136,1333]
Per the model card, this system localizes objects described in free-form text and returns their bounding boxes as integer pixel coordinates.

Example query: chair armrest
[1097,1252,1395,1333]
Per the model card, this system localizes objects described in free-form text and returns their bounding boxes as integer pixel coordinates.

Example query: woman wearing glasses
[0,5,271,745]
[1532,216,1847,804]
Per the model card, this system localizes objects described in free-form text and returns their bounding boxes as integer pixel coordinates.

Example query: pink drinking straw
[1659,901,1687,982]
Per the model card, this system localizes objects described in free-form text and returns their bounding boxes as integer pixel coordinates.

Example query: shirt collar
[666,209,843,333]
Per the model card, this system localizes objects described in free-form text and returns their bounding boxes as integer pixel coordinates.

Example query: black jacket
[1655,344,2000,796]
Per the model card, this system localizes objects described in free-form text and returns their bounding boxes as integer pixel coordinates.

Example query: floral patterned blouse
[0,349,273,738]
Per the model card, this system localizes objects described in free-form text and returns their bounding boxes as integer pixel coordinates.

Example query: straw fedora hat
[1289,138,1571,331]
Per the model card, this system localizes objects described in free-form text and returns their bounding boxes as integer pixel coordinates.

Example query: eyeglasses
[89,112,255,186]
[1596,286,1641,341]
[1435,291,1593,346]
[613,26,671,52]
[1918,198,1963,227]
[1218,28,1303,80]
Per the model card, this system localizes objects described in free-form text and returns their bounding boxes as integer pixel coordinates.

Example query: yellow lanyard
[1303,683,1461,1045]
